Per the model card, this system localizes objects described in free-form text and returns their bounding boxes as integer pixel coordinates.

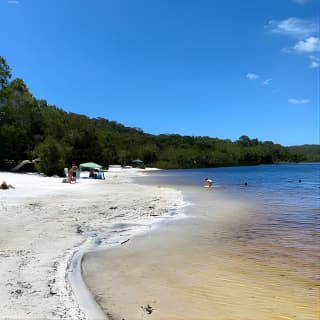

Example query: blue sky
[1,0,319,146]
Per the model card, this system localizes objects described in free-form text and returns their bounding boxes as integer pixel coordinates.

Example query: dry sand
[0,169,185,319]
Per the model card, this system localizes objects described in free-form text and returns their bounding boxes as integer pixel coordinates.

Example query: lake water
[83,164,320,320]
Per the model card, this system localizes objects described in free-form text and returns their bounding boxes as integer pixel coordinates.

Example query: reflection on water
[83,164,320,320]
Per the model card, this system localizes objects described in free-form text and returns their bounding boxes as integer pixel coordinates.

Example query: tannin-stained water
[82,164,320,320]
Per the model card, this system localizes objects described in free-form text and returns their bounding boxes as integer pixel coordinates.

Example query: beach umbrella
[131,159,143,164]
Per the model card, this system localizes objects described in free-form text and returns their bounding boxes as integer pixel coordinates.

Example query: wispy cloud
[8,0,19,4]
[293,0,310,4]
[262,79,272,86]
[288,98,311,104]
[309,55,320,68]
[246,73,273,87]
[246,73,259,80]
[310,61,320,68]
[265,18,317,39]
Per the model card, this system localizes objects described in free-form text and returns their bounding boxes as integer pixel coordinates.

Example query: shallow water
[82,164,320,319]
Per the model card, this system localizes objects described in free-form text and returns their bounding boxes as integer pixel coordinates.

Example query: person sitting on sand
[65,163,78,183]
[204,178,213,187]
[0,181,15,189]
[89,169,96,179]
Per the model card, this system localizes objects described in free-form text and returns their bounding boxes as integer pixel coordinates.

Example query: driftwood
[120,239,130,245]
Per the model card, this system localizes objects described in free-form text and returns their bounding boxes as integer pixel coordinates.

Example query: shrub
[33,136,65,176]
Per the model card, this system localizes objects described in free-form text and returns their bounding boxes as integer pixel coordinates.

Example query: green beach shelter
[79,162,103,170]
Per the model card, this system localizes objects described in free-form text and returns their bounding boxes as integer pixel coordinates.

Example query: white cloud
[288,98,311,104]
[246,73,259,80]
[266,18,318,38]
[262,79,272,86]
[8,0,19,4]
[266,17,320,67]
[294,37,320,53]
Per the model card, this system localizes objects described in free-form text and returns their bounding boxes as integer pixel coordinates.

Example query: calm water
[137,163,320,231]
[83,163,320,319]
[139,163,319,204]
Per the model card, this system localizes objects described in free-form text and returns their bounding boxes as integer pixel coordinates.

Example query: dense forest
[0,57,319,175]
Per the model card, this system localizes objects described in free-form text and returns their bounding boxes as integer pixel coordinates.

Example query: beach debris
[109,206,118,210]
[48,271,58,296]
[112,213,125,219]
[0,250,11,258]
[10,289,23,298]
[106,312,118,320]
[76,225,83,234]
[9,280,33,298]
[49,287,57,295]
[17,281,32,290]
[52,261,58,272]
[28,202,41,207]
[95,238,102,245]
[120,238,130,245]
[141,304,153,314]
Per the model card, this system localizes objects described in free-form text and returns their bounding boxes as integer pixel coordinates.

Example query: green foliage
[0,56,318,174]
[287,145,320,162]
[32,136,65,176]
[0,57,11,89]
[0,124,29,163]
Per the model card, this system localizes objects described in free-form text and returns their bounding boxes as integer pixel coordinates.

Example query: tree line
[0,56,319,175]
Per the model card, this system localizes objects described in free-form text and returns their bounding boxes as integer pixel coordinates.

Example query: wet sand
[82,187,320,320]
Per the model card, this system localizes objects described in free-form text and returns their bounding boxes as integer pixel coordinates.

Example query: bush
[33,136,65,176]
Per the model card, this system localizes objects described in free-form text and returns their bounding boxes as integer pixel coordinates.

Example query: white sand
[0,169,185,319]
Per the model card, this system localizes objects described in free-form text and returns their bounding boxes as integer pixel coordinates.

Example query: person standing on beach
[204,178,213,187]
[66,163,78,183]
[71,162,78,183]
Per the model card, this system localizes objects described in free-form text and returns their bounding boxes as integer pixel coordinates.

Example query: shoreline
[67,238,107,320]
[0,169,186,319]
[67,194,189,320]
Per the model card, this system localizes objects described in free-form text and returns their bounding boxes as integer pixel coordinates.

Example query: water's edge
[65,184,190,320]
[67,239,107,320]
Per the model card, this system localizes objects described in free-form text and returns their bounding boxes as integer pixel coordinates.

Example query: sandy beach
[0,169,185,319]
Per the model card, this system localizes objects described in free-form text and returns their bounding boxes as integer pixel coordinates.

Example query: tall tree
[0,56,11,89]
